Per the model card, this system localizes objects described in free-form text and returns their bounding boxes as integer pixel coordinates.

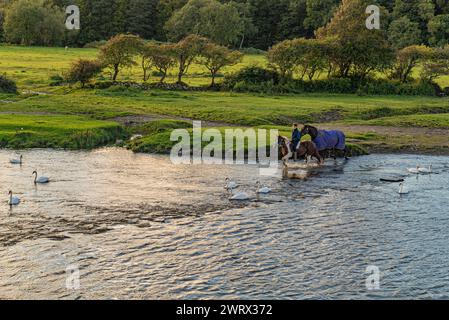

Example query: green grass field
[0,45,448,154]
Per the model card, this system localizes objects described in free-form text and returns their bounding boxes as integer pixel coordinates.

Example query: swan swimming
[229,189,250,201]
[418,164,432,174]
[33,171,50,184]
[398,183,409,195]
[407,165,421,174]
[256,181,272,194]
[8,191,20,206]
[225,178,238,190]
[10,155,23,165]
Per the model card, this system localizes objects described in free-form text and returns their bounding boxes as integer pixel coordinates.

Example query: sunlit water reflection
[0,148,448,299]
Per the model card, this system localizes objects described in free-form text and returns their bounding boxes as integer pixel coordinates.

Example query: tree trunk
[160,71,166,83]
[239,34,245,50]
[210,70,216,87]
[112,65,119,82]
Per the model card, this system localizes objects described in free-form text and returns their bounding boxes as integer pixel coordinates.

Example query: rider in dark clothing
[291,124,301,151]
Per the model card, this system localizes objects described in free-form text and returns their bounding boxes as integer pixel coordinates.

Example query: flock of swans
[7,155,50,206]
[407,164,433,175]
[225,178,272,201]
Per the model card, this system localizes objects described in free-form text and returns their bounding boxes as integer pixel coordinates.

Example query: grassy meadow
[0,45,449,154]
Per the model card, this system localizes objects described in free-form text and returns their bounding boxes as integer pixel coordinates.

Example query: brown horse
[278,136,323,165]
[300,125,351,160]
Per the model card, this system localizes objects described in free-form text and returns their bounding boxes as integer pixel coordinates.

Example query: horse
[278,135,323,165]
[300,125,351,160]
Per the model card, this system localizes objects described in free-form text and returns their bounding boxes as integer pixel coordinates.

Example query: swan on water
[418,164,432,174]
[10,155,23,165]
[229,189,250,201]
[33,171,50,184]
[398,183,409,195]
[8,191,20,206]
[225,178,238,190]
[256,181,272,194]
[407,165,421,174]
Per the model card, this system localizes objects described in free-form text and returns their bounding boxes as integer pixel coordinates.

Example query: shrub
[0,75,18,93]
[240,47,266,55]
[49,74,64,86]
[223,66,280,90]
[83,40,107,48]
[65,59,103,87]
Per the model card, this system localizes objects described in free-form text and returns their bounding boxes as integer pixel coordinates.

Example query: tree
[300,38,330,80]
[151,44,176,83]
[199,42,243,86]
[122,0,159,40]
[428,14,449,47]
[245,0,288,49]
[316,0,394,80]
[76,0,122,45]
[388,17,422,49]
[389,45,433,83]
[3,0,64,46]
[99,34,143,81]
[392,0,435,43]
[172,34,208,84]
[141,42,176,82]
[165,0,244,46]
[422,46,449,81]
[65,59,103,87]
[304,0,340,32]
[267,39,300,80]
[279,0,309,40]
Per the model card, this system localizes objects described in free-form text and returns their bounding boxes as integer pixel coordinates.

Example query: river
[0,148,448,299]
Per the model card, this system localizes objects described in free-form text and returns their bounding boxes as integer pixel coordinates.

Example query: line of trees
[1,0,449,50]
[267,0,449,84]
[65,33,243,87]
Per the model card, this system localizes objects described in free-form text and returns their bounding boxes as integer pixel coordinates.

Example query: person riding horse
[278,135,323,165]
[291,124,301,151]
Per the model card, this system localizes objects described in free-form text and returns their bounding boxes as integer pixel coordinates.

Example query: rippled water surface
[1,148,449,299]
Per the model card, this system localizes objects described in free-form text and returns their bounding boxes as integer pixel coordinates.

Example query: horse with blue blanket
[300,125,351,160]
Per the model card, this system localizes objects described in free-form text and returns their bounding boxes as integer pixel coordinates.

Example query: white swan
[398,183,409,195]
[33,171,50,184]
[256,181,272,194]
[225,178,238,190]
[418,164,432,174]
[407,165,420,174]
[10,155,23,164]
[8,191,20,206]
[229,189,250,201]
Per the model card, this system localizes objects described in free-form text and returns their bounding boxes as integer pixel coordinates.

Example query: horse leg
[344,146,351,160]
[315,151,324,165]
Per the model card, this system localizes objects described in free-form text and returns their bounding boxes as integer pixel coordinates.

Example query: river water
[0,148,448,299]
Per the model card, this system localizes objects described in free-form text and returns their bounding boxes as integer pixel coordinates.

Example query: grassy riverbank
[1,45,449,155]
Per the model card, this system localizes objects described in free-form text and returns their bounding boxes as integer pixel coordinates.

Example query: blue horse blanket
[313,130,346,151]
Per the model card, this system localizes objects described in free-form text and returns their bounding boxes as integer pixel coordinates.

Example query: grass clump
[0,114,125,149]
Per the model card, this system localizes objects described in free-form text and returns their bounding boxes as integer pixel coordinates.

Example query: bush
[49,74,64,86]
[240,47,267,55]
[358,79,438,96]
[0,75,17,93]
[84,40,107,48]
[223,73,439,96]
[223,66,280,90]
[65,59,103,87]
